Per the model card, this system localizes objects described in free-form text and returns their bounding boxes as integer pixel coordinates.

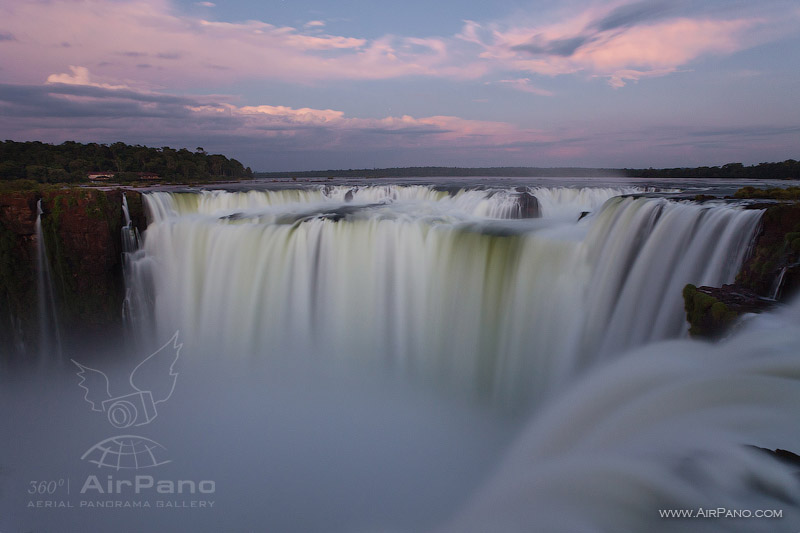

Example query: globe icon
[81,435,171,470]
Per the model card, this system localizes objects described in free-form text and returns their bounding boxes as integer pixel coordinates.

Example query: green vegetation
[733,186,800,200]
[0,179,43,192]
[633,160,800,179]
[0,140,253,183]
[683,284,738,338]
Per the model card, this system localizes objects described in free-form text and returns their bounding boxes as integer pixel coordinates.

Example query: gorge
[2,178,800,532]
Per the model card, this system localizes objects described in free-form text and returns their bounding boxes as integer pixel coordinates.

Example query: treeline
[257,166,625,179]
[258,160,800,180]
[627,160,800,179]
[0,140,252,183]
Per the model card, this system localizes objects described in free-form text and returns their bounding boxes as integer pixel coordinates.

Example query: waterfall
[127,185,762,406]
[446,302,800,532]
[34,199,62,362]
[120,193,154,344]
[7,183,797,533]
[121,192,140,252]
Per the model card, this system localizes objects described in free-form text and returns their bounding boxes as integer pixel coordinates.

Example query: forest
[257,160,800,180]
[1,140,797,183]
[0,140,252,183]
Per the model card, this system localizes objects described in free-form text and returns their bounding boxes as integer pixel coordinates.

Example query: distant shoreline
[255,161,799,180]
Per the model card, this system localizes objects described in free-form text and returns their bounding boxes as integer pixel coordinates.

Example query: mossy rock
[683,283,773,338]
[683,284,740,338]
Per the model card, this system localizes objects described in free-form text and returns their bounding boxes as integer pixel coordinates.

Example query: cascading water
[34,199,62,362]
[7,181,800,533]
[446,302,800,532]
[120,193,155,345]
[121,192,140,253]
[128,185,762,406]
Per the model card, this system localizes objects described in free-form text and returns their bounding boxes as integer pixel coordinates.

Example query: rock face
[735,203,800,298]
[514,188,541,218]
[0,192,39,358]
[0,188,147,361]
[41,189,125,334]
[684,202,800,338]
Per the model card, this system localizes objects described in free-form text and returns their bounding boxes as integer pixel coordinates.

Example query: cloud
[0,0,790,90]
[0,32,16,42]
[591,1,673,32]
[513,36,591,58]
[0,81,541,150]
[46,66,130,90]
[0,0,476,87]
[2,79,797,170]
[465,2,770,86]
[238,105,345,125]
[195,2,215,7]
[494,78,553,96]
[602,68,678,88]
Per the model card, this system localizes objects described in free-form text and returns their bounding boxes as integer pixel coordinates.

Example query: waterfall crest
[129,186,761,405]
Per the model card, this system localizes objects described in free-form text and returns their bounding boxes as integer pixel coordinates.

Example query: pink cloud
[238,105,345,124]
[577,18,751,81]
[46,66,130,90]
[224,103,530,146]
[0,0,786,91]
[494,78,553,96]
[0,0,473,87]
[466,6,765,87]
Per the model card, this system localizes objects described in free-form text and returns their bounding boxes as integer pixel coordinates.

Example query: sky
[0,0,798,171]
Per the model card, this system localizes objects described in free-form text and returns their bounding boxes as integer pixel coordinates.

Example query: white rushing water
[6,182,800,533]
[129,185,761,406]
[446,302,800,532]
[35,198,62,362]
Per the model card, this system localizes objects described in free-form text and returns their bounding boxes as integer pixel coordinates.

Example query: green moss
[710,302,735,322]
[683,284,739,338]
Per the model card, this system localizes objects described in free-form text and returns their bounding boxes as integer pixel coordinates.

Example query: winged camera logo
[71,332,181,470]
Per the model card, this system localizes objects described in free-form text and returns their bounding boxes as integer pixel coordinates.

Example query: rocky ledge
[683,284,774,338]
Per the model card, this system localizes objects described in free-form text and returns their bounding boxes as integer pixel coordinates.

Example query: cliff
[0,188,146,362]
[0,192,39,357]
[684,201,800,338]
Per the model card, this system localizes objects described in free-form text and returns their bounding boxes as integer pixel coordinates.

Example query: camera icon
[73,332,181,432]
[101,391,158,428]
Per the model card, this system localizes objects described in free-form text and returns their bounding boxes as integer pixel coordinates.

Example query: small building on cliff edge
[88,171,160,181]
